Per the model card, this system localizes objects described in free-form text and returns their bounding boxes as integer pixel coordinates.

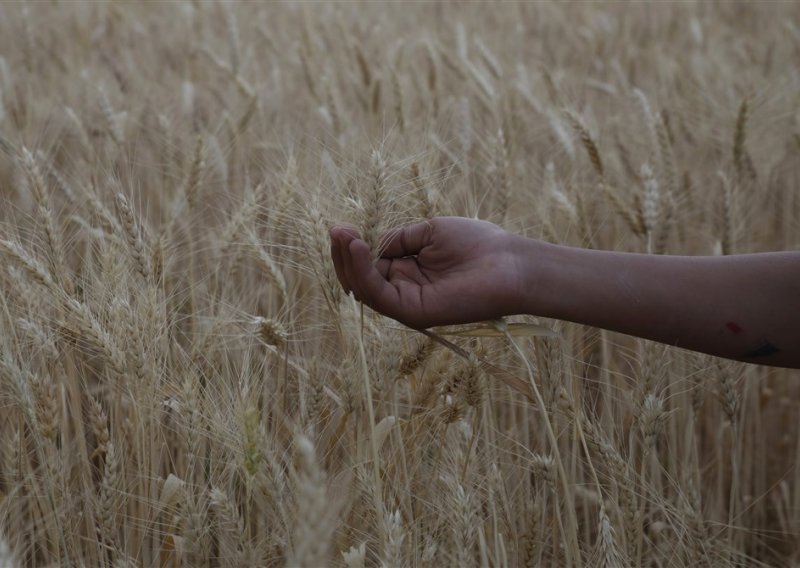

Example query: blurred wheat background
[0,2,799,566]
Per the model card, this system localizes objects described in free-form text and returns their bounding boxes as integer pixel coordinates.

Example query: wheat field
[0,2,799,566]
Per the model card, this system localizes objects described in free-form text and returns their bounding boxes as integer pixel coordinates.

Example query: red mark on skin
[726,321,743,335]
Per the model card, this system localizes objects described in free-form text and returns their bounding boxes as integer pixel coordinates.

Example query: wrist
[510,235,571,319]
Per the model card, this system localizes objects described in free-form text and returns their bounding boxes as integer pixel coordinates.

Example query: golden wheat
[0,3,798,566]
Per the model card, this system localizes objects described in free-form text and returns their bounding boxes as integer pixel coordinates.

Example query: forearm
[514,236,800,368]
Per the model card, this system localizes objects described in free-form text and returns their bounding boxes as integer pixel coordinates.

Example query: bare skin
[329,217,800,369]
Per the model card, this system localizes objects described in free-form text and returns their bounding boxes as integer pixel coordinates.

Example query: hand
[329,217,525,329]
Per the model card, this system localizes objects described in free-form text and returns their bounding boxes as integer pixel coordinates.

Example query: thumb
[379,220,433,258]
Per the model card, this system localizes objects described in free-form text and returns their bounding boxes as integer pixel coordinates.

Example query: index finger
[379,221,433,259]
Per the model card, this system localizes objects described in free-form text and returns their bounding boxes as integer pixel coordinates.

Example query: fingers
[329,225,361,294]
[330,224,418,326]
[329,225,359,248]
[330,235,350,294]
[379,221,433,259]
[347,237,402,320]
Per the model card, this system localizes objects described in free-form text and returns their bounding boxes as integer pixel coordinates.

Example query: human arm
[329,217,800,368]
[517,238,800,368]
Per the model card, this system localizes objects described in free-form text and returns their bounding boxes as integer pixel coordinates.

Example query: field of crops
[0,2,799,566]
